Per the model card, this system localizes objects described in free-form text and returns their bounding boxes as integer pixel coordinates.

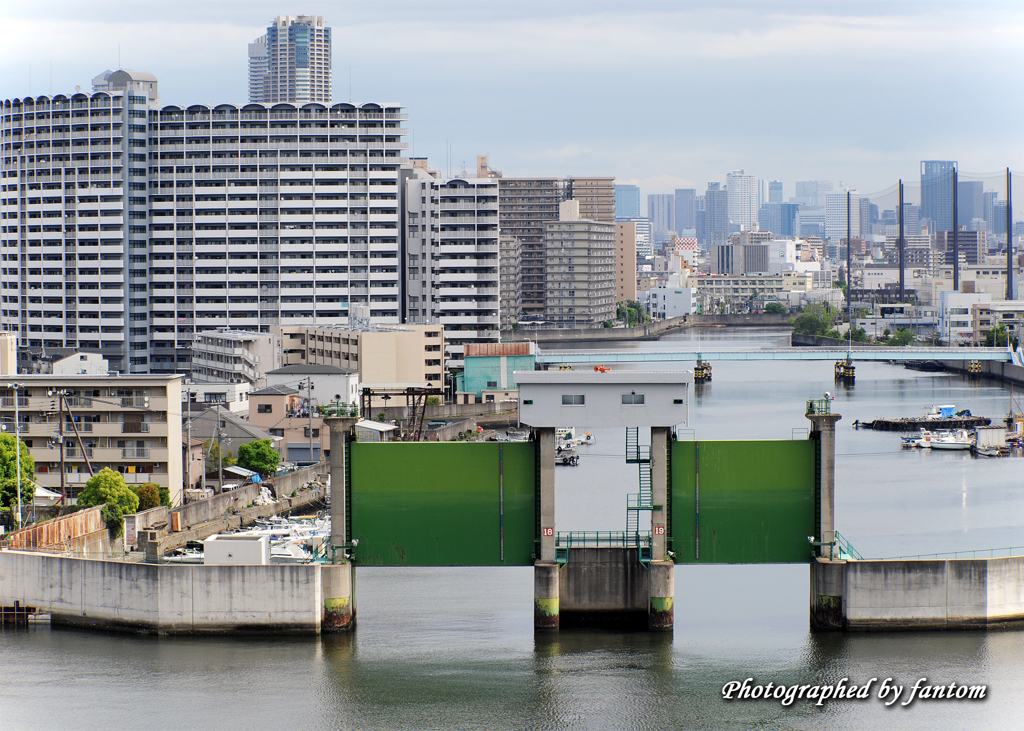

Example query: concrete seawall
[811,555,1024,631]
[0,550,349,634]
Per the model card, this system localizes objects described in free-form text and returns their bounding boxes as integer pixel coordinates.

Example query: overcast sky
[3,1,1022,200]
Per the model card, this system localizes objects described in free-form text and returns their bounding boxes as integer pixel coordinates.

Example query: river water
[3,327,1022,730]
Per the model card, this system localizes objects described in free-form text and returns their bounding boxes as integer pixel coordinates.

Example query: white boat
[929,429,973,450]
[903,429,935,448]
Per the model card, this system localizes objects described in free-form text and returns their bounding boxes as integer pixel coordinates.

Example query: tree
[0,432,34,518]
[790,302,839,336]
[885,327,916,347]
[204,439,236,469]
[134,482,161,512]
[764,302,786,314]
[237,439,281,477]
[986,324,1010,347]
[77,468,139,538]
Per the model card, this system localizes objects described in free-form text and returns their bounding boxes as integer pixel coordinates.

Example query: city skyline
[2,2,1023,194]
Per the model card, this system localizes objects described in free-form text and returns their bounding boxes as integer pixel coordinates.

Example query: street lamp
[299,379,315,466]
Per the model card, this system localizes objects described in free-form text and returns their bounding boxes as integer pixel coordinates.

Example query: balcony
[121,422,150,434]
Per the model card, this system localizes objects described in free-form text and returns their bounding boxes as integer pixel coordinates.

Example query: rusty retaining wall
[4,506,109,555]
[270,462,329,498]
[170,483,262,528]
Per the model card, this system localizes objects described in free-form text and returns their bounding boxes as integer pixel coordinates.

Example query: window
[621,393,645,405]
[561,394,585,405]
[257,404,272,413]
[487,381,497,388]
[304,428,320,438]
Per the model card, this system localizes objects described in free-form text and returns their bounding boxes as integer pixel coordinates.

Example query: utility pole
[304,379,315,465]
[1008,167,1014,301]
[898,179,904,303]
[952,166,959,292]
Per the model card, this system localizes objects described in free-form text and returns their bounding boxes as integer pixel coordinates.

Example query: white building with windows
[405,171,500,368]
[0,72,408,374]
[726,170,758,230]
[938,290,991,345]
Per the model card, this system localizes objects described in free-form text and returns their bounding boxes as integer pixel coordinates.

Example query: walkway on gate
[534,346,1011,364]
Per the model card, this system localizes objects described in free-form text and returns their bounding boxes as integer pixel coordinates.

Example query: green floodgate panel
[670,440,816,563]
[349,441,537,566]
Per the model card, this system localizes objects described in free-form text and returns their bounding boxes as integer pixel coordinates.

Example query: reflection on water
[2,327,1024,730]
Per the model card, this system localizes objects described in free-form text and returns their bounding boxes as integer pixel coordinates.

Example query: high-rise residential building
[617,217,653,258]
[768,181,783,204]
[920,160,957,233]
[0,72,408,373]
[936,230,987,266]
[498,177,564,318]
[726,170,758,229]
[405,172,500,368]
[543,201,615,328]
[249,15,332,104]
[705,183,730,245]
[614,184,641,219]
[615,221,638,303]
[647,193,675,237]
[695,195,706,245]
[674,188,696,232]
[499,236,522,329]
[567,177,615,223]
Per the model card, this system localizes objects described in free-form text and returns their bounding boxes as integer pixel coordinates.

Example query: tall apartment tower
[614,184,641,219]
[726,170,758,229]
[615,221,638,303]
[405,171,501,368]
[768,181,783,204]
[567,177,615,223]
[249,16,332,104]
[498,178,564,318]
[921,160,957,233]
[543,200,615,328]
[705,183,730,246]
[0,74,407,373]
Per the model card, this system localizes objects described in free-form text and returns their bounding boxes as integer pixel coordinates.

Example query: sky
[3,1,1023,200]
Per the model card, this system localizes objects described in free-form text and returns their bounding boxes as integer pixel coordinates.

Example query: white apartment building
[249,16,332,104]
[190,328,282,386]
[0,73,408,374]
[824,191,862,242]
[726,170,758,230]
[405,171,500,368]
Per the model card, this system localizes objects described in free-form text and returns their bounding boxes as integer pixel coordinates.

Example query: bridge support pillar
[648,560,674,631]
[650,426,669,560]
[534,562,560,630]
[537,427,556,562]
[806,411,841,558]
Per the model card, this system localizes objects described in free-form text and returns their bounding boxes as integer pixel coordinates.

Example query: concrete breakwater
[811,555,1024,631]
[0,550,353,634]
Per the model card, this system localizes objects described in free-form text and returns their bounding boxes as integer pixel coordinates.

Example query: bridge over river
[535,346,1011,364]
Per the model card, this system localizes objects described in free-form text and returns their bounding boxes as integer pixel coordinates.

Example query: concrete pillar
[321,561,356,632]
[326,418,348,556]
[534,561,559,630]
[650,426,669,560]
[537,427,556,562]
[809,558,846,631]
[648,560,674,631]
[806,412,841,558]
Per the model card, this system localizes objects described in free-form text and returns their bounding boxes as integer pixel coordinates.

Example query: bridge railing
[555,531,652,564]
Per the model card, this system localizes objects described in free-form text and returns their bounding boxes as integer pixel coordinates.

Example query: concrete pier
[811,555,1024,631]
[534,562,560,629]
[648,560,674,631]
[324,417,356,632]
[806,410,841,557]
[322,561,355,632]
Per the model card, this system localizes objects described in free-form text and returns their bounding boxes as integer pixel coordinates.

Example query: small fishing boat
[929,429,973,451]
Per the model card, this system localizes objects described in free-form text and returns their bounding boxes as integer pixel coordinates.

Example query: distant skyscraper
[249,15,332,103]
[674,188,696,232]
[768,181,783,204]
[726,170,758,229]
[920,160,957,233]
[824,191,862,241]
[647,194,675,236]
[705,183,730,245]
[794,180,832,206]
[615,185,641,219]
[957,180,984,229]
[758,203,798,238]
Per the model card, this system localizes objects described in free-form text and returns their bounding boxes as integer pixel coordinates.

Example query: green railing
[555,530,652,564]
[806,398,832,415]
[833,530,863,560]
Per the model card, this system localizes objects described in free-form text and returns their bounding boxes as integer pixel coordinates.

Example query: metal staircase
[624,428,653,565]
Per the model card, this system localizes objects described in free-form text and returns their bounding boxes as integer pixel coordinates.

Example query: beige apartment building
[0,375,183,505]
[615,221,638,303]
[567,177,616,223]
[248,384,327,465]
[276,323,445,388]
